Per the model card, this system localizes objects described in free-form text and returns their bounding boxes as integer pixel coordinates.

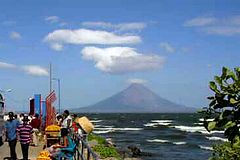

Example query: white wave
[171,125,224,134]
[194,123,203,125]
[100,125,114,128]
[94,127,114,130]
[157,122,172,126]
[90,120,103,123]
[93,130,112,134]
[210,130,224,134]
[147,139,169,143]
[172,125,208,134]
[199,145,213,151]
[199,118,214,122]
[151,120,173,123]
[114,127,143,131]
[144,123,156,127]
[144,119,172,127]
[95,127,143,133]
[172,142,187,145]
[206,136,228,142]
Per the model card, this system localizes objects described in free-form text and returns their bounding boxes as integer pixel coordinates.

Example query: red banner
[45,91,56,127]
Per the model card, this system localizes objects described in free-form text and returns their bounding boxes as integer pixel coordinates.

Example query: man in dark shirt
[5,112,19,160]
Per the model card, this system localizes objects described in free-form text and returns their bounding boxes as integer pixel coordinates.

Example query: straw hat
[78,116,94,134]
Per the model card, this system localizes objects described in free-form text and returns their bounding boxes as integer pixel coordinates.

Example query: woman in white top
[62,110,72,128]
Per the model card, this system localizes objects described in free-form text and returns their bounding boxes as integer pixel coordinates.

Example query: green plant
[200,67,240,143]
[93,145,120,159]
[200,67,240,159]
[88,133,107,145]
[210,142,240,160]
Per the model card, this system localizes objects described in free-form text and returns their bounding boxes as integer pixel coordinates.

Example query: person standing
[30,113,40,146]
[4,112,19,160]
[0,114,4,146]
[62,110,72,129]
[17,115,33,160]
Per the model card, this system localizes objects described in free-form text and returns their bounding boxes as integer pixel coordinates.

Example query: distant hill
[73,83,196,113]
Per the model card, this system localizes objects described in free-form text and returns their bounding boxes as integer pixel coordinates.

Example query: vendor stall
[45,125,61,147]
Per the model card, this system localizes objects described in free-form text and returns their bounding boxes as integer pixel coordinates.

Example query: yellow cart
[45,125,61,147]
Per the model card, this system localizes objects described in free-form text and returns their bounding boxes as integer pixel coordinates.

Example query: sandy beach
[0,141,43,160]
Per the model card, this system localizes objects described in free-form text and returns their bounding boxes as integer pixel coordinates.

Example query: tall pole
[58,79,61,113]
[52,78,61,113]
[49,63,52,93]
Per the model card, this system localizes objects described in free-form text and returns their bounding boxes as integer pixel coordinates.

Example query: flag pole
[49,63,52,93]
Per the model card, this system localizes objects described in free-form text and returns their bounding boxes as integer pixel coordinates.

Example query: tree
[200,67,240,159]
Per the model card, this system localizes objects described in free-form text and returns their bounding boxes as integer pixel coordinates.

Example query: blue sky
[0,0,239,111]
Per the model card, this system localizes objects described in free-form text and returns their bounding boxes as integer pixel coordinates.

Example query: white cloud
[50,43,63,51]
[2,21,16,26]
[127,78,147,84]
[203,26,240,36]
[184,15,240,36]
[0,61,48,76]
[10,31,21,40]
[44,29,141,50]
[59,22,67,27]
[184,17,216,27]
[81,21,146,31]
[0,61,16,68]
[21,65,49,76]
[117,23,146,31]
[81,22,112,28]
[160,42,175,53]
[81,46,165,74]
[45,16,60,23]
[230,15,240,25]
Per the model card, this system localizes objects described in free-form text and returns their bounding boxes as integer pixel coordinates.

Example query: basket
[45,125,61,132]
[78,116,94,134]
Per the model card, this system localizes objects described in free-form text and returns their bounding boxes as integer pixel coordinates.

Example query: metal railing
[71,133,99,160]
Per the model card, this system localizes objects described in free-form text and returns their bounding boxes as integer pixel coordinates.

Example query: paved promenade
[0,141,43,160]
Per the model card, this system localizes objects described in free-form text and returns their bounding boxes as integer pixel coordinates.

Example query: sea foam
[147,139,169,143]
[147,139,187,145]
[90,120,103,123]
[93,130,112,134]
[94,127,143,134]
[199,118,214,122]
[206,136,228,142]
[199,145,213,151]
[172,142,187,145]
[144,119,173,127]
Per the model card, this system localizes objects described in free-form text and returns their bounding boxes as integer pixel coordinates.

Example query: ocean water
[77,113,226,160]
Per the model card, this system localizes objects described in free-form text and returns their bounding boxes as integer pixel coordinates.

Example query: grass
[88,133,121,159]
[93,145,121,159]
[88,133,107,145]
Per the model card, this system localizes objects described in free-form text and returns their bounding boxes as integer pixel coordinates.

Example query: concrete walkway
[0,141,44,160]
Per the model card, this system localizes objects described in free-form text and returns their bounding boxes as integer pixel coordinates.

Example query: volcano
[75,83,195,113]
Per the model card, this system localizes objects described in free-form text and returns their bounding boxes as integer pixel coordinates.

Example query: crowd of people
[0,112,41,160]
[45,110,89,160]
[0,110,86,160]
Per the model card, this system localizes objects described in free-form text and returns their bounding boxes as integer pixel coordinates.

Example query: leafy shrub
[93,145,120,159]
[88,133,106,145]
[210,142,240,160]
[200,67,240,143]
[200,66,240,159]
